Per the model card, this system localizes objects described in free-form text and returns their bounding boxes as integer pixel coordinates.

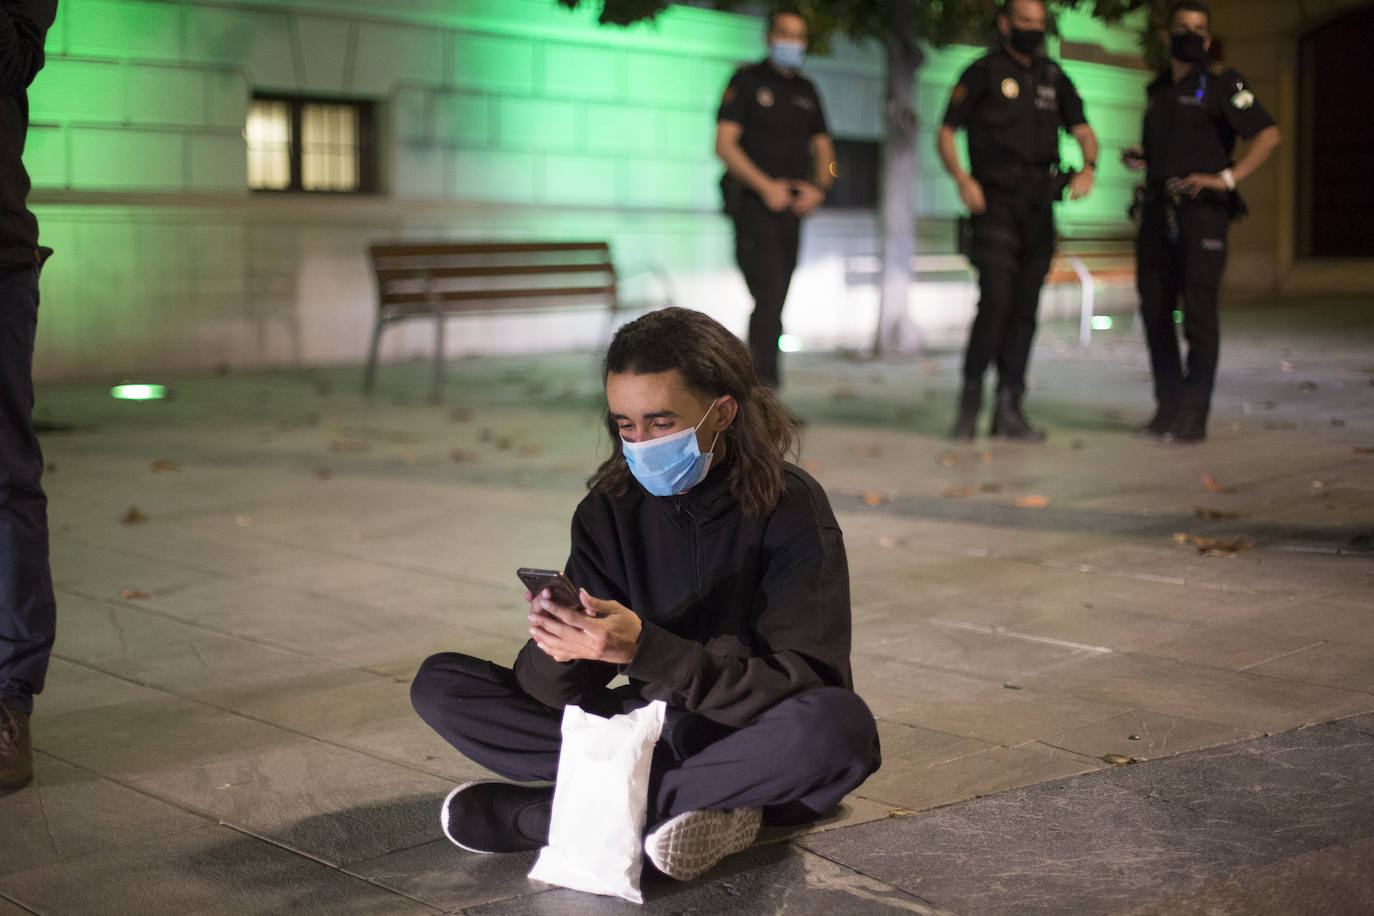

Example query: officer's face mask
[1170,30,1209,65]
[769,40,805,71]
[1009,27,1045,55]
[621,399,721,497]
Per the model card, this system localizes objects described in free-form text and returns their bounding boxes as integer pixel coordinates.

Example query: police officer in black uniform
[939,0,1098,442]
[1124,0,1280,443]
[716,9,833,390]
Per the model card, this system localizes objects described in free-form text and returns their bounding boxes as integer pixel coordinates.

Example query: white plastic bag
[528,700,666,904]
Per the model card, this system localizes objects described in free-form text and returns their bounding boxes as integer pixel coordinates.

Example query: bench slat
[375,263,611,285]
[381,284,616,310]
[371,241,609,258]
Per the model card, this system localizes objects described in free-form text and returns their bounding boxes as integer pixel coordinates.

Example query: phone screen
[516,567,580,608]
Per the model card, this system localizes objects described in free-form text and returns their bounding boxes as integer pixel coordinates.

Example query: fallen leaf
[1280,360,1294,373]
[980,482,1003,493]
[1263,421,1298,430]
[877,536,903,549]
[314,466,332,480]
[936,451,960,467]
[448,407,472,423]
[832,386,858,400]
[941,484,975,499]
[1311,480,1324,490]
[1331,418,1346,427]
[1070,439,1085,450]
[1297,380,1318,392]
[120,589,150,600]
[121,506,149,525]
[849,443,881,458]
[1015,495,1049,508]
[400,449,420,465]
[862,491,887,506]
[1264,400,1277,410]
[517,444,542,457]
[1173,532,1254,556]
[980,451,992,464]
[449,449,477,463]
[1193,507,1240,520]
[328,438,369,453]
[1355,447,1374,455]
[234,515,253,528]
[150,459,181,473]
[886,808,918,818]
[1202,475,1236,494]
[1101,754,1136,766]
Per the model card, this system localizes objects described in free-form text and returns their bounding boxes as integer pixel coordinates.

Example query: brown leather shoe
[0,703,33,794]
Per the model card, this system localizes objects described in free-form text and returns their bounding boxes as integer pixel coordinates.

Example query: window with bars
[246,95,376,193]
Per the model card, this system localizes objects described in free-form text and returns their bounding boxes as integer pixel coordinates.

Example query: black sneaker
[0,703,33,795]
[440,780,553,854]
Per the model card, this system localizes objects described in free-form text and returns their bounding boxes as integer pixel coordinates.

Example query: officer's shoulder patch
[722,86,736,105]
[1208,61,1225,76]
[951,84,968,104]
[1230,89,1255,110]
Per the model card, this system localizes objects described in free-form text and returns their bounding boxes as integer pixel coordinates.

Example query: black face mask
[1009,27,1045,55]
[1170,30,1209,64]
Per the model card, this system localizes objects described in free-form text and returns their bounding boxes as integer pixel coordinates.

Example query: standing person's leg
[990,195,1054,441]
[1171,202,1229,442]
[1136,202,1184,435]
[734,195,794,389]
[955,195,1020,440]
[1,261,54,795]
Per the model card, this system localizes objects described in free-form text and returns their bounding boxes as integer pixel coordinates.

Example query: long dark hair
[588,308,797,517]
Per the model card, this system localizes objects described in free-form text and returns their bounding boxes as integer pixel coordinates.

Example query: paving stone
[1247,595,1374,648]
[0,753,208,877]
[1017,651,1373,733]
[347,839,544,911]
[1115,837,1374,916]
[801,771,1291,916]
[1132,619,1323,671]
[1103,725,1374,854]
[1243,640,1374,693]
[0,825,436,915]
[881,686,1128,748]
[467,843,945,915]
[1039,708,1258,762]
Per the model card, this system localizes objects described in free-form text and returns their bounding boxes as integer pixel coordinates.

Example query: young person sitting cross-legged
[410,307,880,881]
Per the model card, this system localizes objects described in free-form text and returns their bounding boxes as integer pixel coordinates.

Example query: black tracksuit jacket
[514,461,852,729]
[0,0,55,268]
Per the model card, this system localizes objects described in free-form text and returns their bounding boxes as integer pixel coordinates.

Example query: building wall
[27,0,1149,382]
[1209,0,1374,296]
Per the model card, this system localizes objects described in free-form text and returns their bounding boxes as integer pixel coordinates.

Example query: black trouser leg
[995,198,1054,393]
[1137,203,1184,424]
[734,195,799,388]
[410,654,881,827]
[962,194,1021,388]
[1174,202,1228,437]
[0,263,54,716]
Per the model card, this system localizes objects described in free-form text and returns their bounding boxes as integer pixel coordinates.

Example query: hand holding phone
[516,567,582,610]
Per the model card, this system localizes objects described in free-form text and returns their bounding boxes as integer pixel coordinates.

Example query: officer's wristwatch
[1219,168,1236,190]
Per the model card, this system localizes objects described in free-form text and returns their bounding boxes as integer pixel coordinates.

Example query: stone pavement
[2,298,1372,914]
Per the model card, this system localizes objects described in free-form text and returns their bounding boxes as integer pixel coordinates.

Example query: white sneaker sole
[644,807,762,881]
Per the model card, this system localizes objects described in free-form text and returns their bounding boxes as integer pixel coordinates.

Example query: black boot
[951,384,981,442]
[0,703,33,795]
[990,387,1046,442]
[1134,400,1178,438]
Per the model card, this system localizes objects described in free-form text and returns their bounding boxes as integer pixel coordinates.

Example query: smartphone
[517,567,581,609]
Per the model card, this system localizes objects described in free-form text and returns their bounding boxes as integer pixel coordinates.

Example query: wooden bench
[364,241,636,402]
[1048,233,1137,346]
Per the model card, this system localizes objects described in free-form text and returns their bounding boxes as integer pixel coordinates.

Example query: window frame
[247,93,378,195]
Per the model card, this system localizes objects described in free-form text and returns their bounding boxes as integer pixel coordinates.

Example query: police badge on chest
[1035,84,1057,111]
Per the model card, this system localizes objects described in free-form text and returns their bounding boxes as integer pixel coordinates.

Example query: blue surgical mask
[621,399,721,497]
[769,41,805,71]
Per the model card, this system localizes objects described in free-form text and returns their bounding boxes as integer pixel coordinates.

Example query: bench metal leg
[431,312,445,404]
[363,316,386,395]
[1069,255,1095,347]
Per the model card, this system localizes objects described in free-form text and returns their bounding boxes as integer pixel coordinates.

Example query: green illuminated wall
[26,0,1150,380]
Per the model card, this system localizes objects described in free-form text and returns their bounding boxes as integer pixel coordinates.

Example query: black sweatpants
[962,187,1056,392]
[410,652,881,828]
[732,192,801,389]
[1136,197,1228,436]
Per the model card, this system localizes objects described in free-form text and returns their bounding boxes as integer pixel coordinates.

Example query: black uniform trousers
[0,261,55,715]
[962,186,1056,393]
[1136,197,1228,437]
[411,652,880,828]
[732,192,801,389]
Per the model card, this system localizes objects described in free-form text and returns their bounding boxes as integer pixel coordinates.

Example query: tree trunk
[874,0,923,356]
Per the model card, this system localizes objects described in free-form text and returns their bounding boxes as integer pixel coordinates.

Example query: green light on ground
[111,384,167,401]
[778,334,803,353]
[1172,310,1183,324]
[1091,316,1113,330]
